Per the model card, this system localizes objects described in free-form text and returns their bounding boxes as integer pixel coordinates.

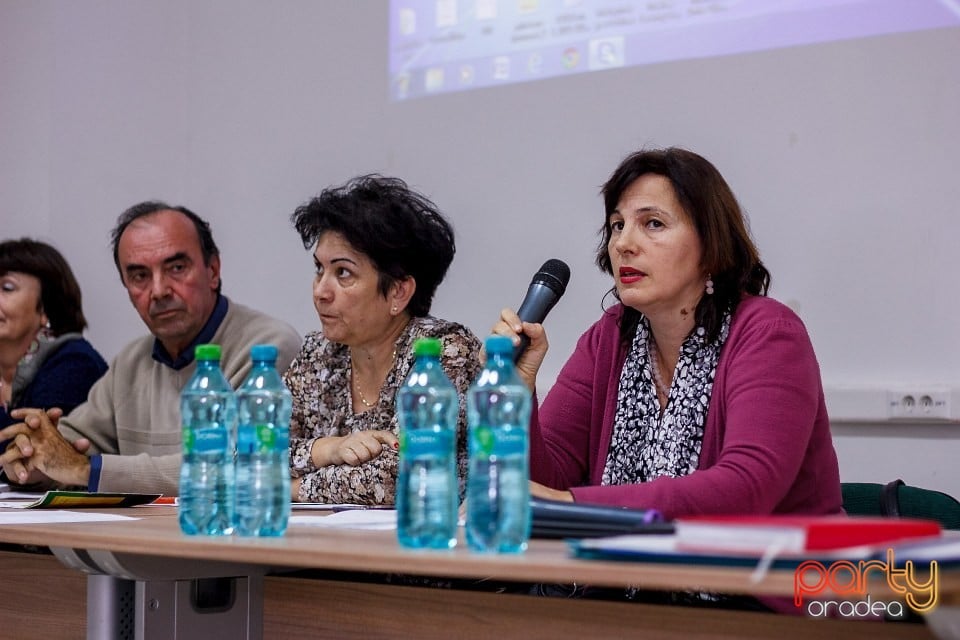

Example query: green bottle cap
[412,337,442,357]
[194,344,221,361]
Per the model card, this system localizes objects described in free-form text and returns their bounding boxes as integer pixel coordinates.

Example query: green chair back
[841,479,960,529]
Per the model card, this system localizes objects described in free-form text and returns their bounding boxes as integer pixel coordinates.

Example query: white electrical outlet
[887,389,952,420]
[825,386,960,423]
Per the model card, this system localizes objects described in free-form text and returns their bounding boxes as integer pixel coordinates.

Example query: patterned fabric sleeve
[439,328,483,501]
[297,448,399,505]
[284,334,322,477]
[288,319,481,505]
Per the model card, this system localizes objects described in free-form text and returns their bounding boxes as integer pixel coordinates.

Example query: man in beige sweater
[0,202,300,495]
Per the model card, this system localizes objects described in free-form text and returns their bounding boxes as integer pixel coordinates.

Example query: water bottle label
[257,423,276,449]
[183,426,227,453]
[471,425,495,457]
[401,429,453,456]
[237,424,256,454]
[470,425,525,458]
[494,429,525,455]
[237,423,285,454]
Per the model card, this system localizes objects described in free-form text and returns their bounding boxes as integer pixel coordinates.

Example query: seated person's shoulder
[727,297,815,359]
[416,315,476,338]
[31,338,108,397]
[110,333,158,370]
[228,300,298,331]
[416,316,481,349]
[734,295,805,329]
[224,301,301,346]
[217,300,300,373]
[48,337,108,372]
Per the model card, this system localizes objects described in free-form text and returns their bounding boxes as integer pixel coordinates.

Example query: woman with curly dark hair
[285,175,481,505]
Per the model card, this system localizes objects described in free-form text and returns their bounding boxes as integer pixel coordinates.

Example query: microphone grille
[535,258,571,294]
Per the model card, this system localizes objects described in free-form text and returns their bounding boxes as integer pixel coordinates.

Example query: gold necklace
[352,349,397,409]
[354,383,377,408]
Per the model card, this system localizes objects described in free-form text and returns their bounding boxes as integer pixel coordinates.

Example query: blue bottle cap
[250,344,278,362]
[484,334,514,355]
[194,344,221,361]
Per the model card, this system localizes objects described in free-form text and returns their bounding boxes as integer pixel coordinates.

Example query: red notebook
[675,515,942,553]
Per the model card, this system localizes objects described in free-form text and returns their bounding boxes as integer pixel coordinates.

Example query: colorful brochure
[0,491,162,509]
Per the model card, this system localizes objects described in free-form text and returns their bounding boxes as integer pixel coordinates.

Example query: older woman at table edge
[0,239,107,435]
[286,175,481,505]
[492,147,842,519]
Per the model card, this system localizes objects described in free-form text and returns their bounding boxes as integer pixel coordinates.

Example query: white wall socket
[824,386,960,423]
[886,389,952,420]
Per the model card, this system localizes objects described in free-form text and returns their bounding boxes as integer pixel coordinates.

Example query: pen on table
[331,504,395,512]
[152,496,177,505]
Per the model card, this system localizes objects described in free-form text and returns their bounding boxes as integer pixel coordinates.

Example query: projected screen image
[388,0,960,101]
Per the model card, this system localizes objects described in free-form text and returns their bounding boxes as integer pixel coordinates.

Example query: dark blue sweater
[1,338,108,429]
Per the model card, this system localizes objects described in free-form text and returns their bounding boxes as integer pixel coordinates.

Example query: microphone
[514,259,570,362]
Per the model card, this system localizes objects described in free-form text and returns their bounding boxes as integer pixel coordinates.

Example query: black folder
[530,497,674,539]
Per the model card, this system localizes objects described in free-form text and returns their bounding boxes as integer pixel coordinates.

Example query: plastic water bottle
[466,335,532,553]
[179,344,237,536]
[234,344,292,537]
[396,337,459,549]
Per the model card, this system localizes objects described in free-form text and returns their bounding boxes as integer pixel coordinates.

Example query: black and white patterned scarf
[601,312,731,486]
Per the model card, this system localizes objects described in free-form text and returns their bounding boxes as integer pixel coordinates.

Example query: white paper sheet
[0,510,137,524]
[290,510,397,530]
[0,491,39,501]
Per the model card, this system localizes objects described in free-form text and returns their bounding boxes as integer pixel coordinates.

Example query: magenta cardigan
[529,296,843,519]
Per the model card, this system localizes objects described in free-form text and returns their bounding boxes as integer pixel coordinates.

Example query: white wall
[2,2,958,496]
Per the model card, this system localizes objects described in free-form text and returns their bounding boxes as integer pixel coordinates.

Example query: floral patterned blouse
[284,316,482,504]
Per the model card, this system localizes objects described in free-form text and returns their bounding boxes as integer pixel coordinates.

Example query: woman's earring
[391,306,398,314]
[705,276,715,295]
